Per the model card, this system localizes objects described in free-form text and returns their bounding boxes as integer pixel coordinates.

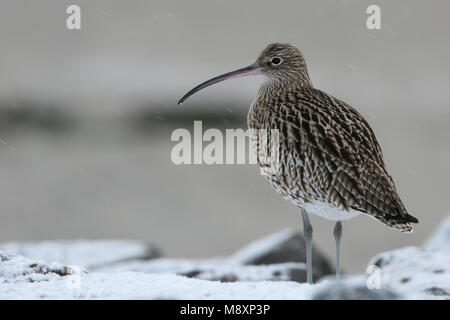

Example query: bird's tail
[374,213,419,233]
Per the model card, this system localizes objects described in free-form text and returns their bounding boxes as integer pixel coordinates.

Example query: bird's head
[255,43,311,84]
[178,43,311,105]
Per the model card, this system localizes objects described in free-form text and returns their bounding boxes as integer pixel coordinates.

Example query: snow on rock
[0,240,160,269]
[96,229,331,283]
[368,246,450,299]
[313,276,401,300]
[99,258,310,283]
[2,220,450,299]
[0,249,322,299]
[3,246,442,300]
[0,251,76,280]
[425,213,450,254]
[190,263,309,283]
[0,250,88,300]
[2,245,446,300]
[313,243,450,300]
[98,256,310,283]
[99,257,225,275]
[0,271,319,300]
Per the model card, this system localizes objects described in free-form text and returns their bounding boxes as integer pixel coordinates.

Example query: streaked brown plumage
[247,43,417,232]
[178,43,418,282]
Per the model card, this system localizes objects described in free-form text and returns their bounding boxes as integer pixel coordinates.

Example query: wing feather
[271,87,418,230]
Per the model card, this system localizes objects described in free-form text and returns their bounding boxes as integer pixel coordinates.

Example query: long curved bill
[177,63,259,105]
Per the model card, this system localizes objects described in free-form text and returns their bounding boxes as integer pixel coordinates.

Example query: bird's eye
[270,57,283,66]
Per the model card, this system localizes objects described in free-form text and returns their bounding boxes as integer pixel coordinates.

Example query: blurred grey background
[0,0,449,273]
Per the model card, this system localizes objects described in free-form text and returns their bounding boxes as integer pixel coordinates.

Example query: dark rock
[1,253,11,262]
[26,263,73,277]
[97,256,316,283]
[180,269,202,278]
[186,263,313,283]
[289,267,308,282]
[425,287,449,296]
[218,274,238,283]
[400,277,410,283]
[372,257,384,267]
[100,229,334,283]
[230,229,333,280]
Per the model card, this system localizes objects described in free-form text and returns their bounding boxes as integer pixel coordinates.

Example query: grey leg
[301,208,313,284]
[333,221,343,281]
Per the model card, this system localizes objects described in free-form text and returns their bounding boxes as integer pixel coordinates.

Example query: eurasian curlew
[178,43,418,284]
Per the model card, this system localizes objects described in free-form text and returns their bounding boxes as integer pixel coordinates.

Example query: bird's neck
[260,75,312,95]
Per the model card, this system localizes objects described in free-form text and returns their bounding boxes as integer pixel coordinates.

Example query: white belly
[265,176,361,222]
[301,201,361,221]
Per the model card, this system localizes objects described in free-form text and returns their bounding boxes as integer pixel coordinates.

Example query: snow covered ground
[1,215,449,300]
